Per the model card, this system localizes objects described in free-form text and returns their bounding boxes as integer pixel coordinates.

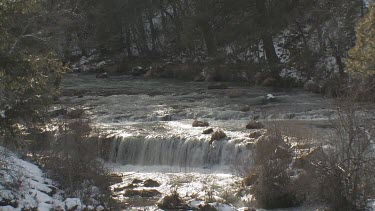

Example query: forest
[1,0,375,210]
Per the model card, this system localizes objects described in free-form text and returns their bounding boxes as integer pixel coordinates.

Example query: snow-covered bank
[0,147,101,211]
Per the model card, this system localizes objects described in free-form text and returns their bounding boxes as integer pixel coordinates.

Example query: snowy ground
[0,147,101,211]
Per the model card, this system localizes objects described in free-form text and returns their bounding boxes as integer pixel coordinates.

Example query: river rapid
[59,74,338,210]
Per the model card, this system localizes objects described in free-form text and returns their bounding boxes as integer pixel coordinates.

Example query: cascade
[109,134,253,168]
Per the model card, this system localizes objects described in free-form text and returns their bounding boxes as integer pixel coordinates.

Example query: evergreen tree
[346,3,375,75]
[0,0,64,146]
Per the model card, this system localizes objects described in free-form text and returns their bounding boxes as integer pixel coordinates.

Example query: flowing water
[59,74,340,209]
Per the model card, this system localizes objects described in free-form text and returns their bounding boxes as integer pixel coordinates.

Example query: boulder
[202,128,214,134]
[210,129,227,142]
[144,179,160,187]
[246,121,265,129]
[132,179,143,184]
[192,120,209,127]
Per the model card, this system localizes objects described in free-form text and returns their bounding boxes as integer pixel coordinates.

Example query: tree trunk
[200,21,216,56]
[147,8,158,55]
[262,34,280,77]
[125,28,133,57]
[255,0,280,77]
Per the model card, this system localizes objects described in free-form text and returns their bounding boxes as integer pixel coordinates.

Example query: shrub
[252,126,302,209]
[309,97,375,210]
[157,186,186,209]
[41,119,115,208]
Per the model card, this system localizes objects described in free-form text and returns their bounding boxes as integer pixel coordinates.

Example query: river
[59,74,338,210]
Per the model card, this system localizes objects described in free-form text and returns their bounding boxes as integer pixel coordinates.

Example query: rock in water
[246,121,265,129]
[192,120,209,127]
[202,128,214,134]
[144,179,160,187]
[211,129,227,142]
[249,131,262,139]
[131,179,143,184]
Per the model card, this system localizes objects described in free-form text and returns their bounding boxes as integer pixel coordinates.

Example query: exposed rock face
[144,179,160,187]
[192,120,209,127]
[246,121,265,129]
[210,129,227,142]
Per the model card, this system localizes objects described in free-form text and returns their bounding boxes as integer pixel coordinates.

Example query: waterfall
[109,134,253,168]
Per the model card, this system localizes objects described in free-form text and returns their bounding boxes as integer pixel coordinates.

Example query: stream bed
[59,74,340,210]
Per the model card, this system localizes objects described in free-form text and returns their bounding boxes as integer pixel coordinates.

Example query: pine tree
[346,3,375,75]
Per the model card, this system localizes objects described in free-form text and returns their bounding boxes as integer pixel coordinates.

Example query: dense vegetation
[0,0,375,210]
